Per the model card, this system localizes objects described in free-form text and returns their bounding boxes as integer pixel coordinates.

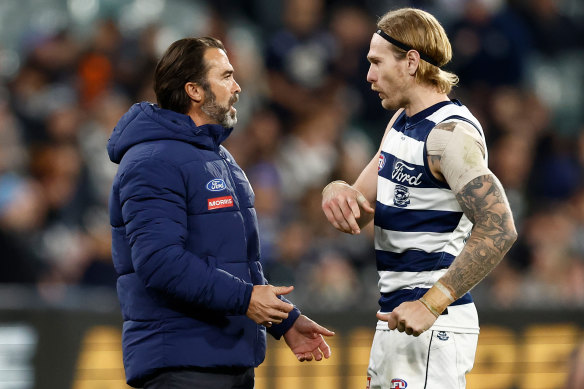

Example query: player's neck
[403,88,449,117]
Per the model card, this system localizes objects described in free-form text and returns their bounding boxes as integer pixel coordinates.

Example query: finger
[263,321,273,327]
[313,323,335,337]
[386,313,398,330]
[274,300,294,313]
[405,327,413,336]
[273,285,294,296]
[357,194,375,213]
[313,348,324,361]
[269,310,289,323]
[329,202,352,232]
[322,206,342,230]
[347,196,361,219]
[303,352,313,362]
[338,197,360,234]
[320,340,332,359]
[397,319,406,332]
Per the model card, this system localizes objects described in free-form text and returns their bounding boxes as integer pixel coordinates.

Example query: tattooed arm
[428,122,517,298]
[376,121,517,336]
[441,174,517,297]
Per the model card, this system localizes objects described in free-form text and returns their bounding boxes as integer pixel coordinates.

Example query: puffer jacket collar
[107,102,233,164]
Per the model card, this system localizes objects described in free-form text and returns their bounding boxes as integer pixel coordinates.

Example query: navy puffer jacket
[107,102,299,387]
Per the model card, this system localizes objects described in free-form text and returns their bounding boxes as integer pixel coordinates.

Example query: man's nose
[233,80,241,94]
[366,68,376,83]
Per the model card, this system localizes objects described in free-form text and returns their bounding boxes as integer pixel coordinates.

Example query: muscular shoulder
[427,121,489,194]
[427,121,486,156]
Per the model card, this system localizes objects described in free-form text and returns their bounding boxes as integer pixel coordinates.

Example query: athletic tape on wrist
[434,280,456,302]
[322,180,348,194]
[419,297,440,318]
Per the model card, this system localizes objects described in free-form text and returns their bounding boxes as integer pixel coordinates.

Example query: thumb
[273,285,294,296]
[376,312,390,322]
[357,194,375,214]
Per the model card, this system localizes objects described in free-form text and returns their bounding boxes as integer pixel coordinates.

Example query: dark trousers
[143,367,255,389]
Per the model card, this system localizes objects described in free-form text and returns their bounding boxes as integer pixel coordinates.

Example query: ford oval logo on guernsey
[206,179,226,192]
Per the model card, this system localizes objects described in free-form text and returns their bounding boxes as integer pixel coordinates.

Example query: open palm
[283,315,335,362]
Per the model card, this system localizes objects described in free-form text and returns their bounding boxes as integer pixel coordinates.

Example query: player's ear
[406,50,420,76]
[185,82,203,103]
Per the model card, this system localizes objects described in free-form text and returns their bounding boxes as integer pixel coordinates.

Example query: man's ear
[406,50,420,76]
[185,82,203,103]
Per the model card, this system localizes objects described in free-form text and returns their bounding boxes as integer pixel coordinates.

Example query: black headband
[375,29,440,67]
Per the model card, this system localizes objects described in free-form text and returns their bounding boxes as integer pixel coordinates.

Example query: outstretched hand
[284,315,335,362]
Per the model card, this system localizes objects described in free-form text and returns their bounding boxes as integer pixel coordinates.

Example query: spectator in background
[448,0,531,87]
[0,175,47,284]
[264,0,337,124]
[329,4,390,135]
[107,36,333,388]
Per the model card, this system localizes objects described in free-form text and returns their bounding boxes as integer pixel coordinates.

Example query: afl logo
[378,154,386,171]
[391,379,407,388]
[206,179,226,192]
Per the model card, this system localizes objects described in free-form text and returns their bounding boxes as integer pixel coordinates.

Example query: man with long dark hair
[108,37,333,389]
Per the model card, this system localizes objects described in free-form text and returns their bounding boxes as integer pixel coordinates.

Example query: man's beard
[201,88,239,128]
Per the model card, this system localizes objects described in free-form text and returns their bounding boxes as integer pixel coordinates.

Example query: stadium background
[0,0,583,388]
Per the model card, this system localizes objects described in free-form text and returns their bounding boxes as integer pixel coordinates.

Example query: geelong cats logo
[393,184,410,208]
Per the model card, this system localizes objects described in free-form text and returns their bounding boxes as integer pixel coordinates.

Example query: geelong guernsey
[375,100,485,333]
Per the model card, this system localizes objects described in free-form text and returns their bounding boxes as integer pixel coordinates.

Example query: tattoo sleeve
[441,174,518,298]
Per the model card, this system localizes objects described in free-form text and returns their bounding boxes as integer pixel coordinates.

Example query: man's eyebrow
[222,69,234,76]
[367,55,380,63]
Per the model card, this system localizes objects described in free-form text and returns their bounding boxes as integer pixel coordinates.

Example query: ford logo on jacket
[206,178,227,191]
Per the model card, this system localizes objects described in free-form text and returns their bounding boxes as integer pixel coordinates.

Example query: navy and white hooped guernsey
[375,100,486,333]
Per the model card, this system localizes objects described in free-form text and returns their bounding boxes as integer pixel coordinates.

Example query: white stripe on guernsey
[442,215,473,256]
[375,227,452,253]
[377,176,461,211]
[375,226,469,257]
[382,129,425,165]
[426,104,483,131]
[378,269,448,292]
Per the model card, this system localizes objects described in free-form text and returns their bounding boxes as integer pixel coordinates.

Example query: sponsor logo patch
[391,378,407,388]
[392,161,422,186]
[378,154,386,171]
[208,196,234,210]
[393,184,410,208]
[206,178,226,192]
[437,331,449,341]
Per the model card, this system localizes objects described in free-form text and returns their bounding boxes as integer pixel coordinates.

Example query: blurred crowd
[0,0,583,310]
